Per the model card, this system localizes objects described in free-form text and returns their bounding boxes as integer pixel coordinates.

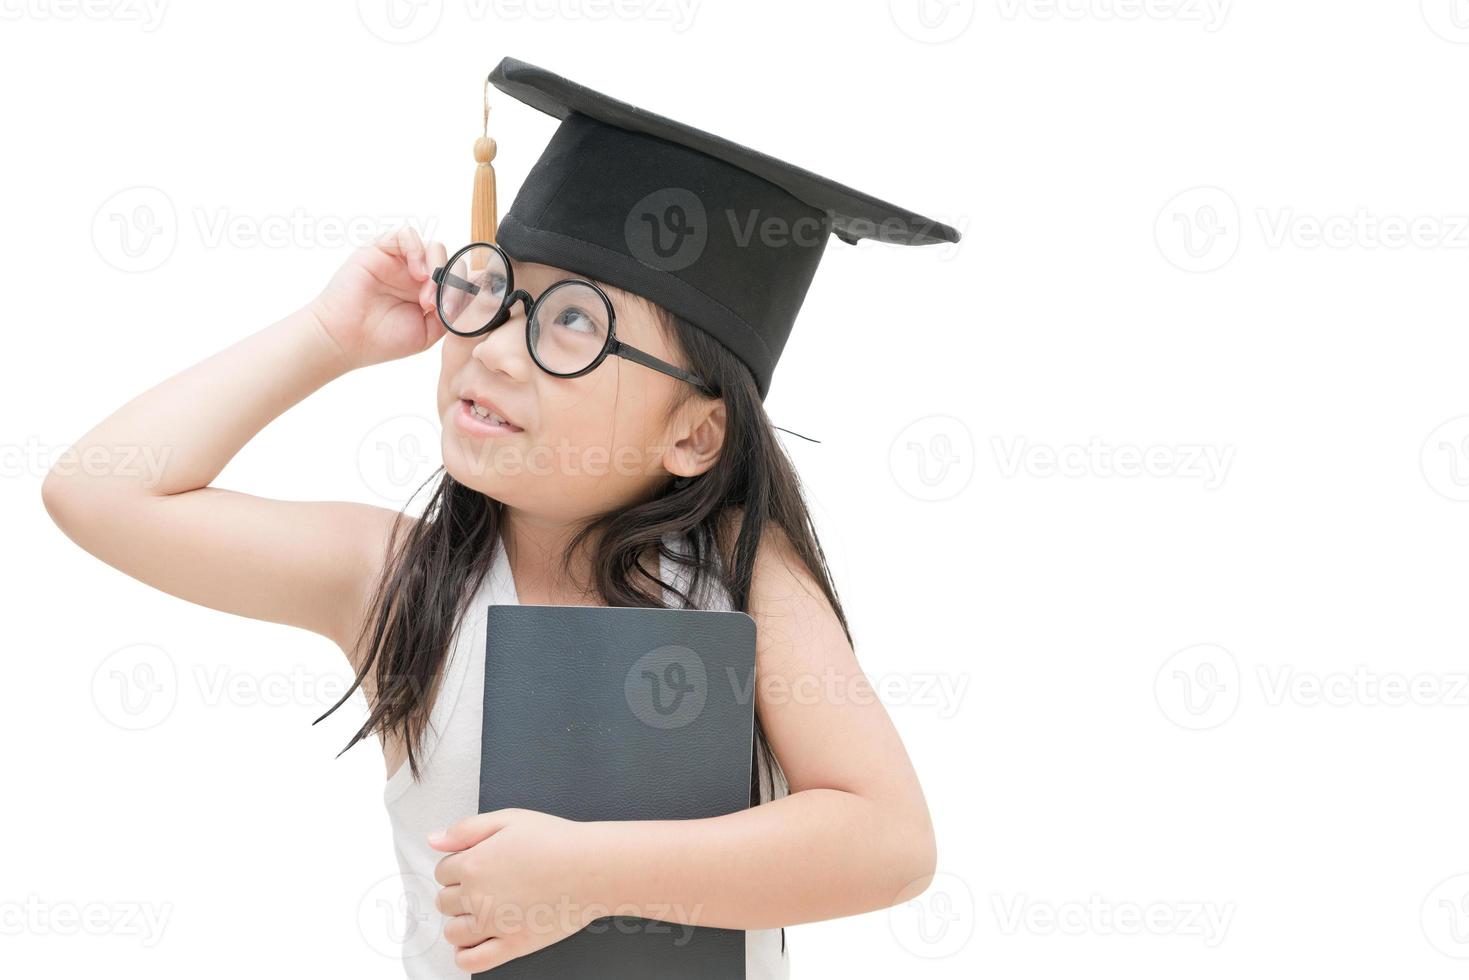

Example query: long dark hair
[316,304,852,806]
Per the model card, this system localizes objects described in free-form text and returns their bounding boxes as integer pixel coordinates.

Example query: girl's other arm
[41,227,447,662]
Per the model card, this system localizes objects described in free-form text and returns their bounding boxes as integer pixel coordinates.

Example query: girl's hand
[429,809,605,972]
[308,225,448,370]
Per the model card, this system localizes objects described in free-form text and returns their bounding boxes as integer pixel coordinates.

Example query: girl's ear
[664,400,726,480]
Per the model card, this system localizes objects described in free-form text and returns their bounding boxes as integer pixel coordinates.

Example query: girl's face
[437,257,722,520]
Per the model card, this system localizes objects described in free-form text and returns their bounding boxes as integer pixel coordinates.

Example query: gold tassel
[471,75,498,244]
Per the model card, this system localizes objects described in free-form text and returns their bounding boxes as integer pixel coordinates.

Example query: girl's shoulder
[713,506,833,622]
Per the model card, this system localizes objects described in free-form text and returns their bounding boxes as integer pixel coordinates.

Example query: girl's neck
[499,509,606,606]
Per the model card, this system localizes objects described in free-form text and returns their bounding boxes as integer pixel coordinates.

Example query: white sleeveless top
[382,529,791,979]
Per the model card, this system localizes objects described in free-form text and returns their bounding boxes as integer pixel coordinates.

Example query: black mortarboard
[487,56,959,400]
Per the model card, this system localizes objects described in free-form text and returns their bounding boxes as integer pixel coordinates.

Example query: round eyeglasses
[432,242,716,396]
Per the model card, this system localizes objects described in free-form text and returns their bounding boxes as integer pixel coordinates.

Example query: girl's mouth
[455,399,524,437]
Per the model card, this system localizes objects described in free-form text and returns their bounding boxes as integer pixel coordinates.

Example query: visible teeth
[470,402,510,426]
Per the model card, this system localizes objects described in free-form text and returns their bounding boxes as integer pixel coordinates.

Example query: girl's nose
[471,306,532,381]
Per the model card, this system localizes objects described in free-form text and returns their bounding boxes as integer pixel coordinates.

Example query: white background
[4,1,1469,977]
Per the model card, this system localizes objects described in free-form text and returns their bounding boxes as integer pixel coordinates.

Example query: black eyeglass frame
[432,241,717,397]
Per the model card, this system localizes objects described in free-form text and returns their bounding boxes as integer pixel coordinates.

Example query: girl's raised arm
[41,227,448,666]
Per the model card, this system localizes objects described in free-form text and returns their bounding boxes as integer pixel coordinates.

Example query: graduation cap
[479,56,959,401]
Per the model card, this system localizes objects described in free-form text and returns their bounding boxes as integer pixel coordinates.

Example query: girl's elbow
[901,817,939,896]
[875,811,938,909]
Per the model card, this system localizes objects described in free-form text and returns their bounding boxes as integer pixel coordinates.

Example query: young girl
[43,59,953,979]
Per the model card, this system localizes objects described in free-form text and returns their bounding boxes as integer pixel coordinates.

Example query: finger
[428,808,520,851]
[419,240,449,311]
[405,226,427,279]
[432,850,464,887]
[421,304,447,351]
[444,911,495,948]
[360,237,423,301]
[454,937,514,974]
[375,225,426,278]
[434,884,466,917]
[426,239,448,270]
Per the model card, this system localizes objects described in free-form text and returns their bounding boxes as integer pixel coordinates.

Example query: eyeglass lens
[440,245,612,375]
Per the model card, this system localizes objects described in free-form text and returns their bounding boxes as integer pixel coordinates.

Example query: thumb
[426,808,518,851]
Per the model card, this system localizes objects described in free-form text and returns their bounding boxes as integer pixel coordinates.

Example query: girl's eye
[554,306,603,335]
[484,274,507,297]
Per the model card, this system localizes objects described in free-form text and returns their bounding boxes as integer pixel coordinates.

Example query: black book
[476,603,757,979]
